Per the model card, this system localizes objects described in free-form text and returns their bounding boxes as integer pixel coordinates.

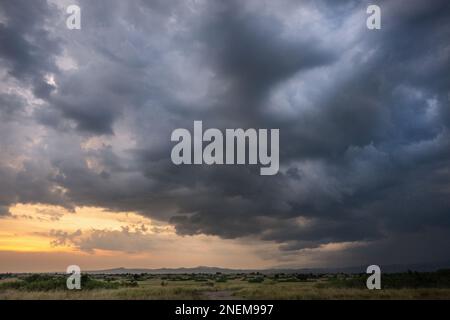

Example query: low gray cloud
[47,229,82,247]
[1,0,450,266]
[42,228,154,254]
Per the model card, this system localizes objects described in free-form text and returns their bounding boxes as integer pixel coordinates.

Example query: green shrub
[0,274,130,291]
[247,277,264,283]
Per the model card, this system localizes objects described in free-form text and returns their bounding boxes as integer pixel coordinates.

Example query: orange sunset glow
[0,204,281,272]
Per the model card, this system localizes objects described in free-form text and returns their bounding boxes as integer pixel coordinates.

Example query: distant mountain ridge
[87,261,450,275]
[88,266,251,275]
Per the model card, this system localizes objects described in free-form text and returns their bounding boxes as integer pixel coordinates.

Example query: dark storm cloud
[0,93,25,119]
[197,1,335,111]
[1,0,450,265]
[0,0,61,98]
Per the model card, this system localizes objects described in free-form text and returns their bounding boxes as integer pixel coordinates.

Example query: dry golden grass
[0,287,204,300]
[234,281,450,300]
[1,278,450,300]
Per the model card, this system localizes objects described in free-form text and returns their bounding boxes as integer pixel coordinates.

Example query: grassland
[1,271,450,300]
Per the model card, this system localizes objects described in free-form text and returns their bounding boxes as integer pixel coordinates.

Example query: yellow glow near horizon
[0,204,173,253]
[0,234,58,252]
[0,203,280,272]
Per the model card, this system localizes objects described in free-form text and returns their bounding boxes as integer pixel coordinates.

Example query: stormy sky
[0,0,450,269]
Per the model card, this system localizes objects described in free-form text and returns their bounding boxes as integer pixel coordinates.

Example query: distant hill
[88,266,255,275]
[87,261,450,275]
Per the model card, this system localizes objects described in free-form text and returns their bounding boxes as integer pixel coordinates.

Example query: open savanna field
[1,271,450,300]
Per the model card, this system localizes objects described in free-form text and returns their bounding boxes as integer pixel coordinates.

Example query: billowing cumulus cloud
[1,0,450,266]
